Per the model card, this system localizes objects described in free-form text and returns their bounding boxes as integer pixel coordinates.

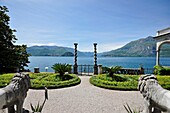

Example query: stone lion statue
[0,73,30,113]
[138,74,170,113]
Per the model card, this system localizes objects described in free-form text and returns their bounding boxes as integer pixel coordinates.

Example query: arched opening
[156,40,170,65]
[155,27,170,66]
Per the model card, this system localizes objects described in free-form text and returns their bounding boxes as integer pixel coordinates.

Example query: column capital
[74,43,78,45]
[93,43,97,46]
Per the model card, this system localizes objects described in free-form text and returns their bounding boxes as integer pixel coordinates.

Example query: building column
[93,43,98,75]
[156,50,160,66]
[156,42,161,66]
[74,43,78,74]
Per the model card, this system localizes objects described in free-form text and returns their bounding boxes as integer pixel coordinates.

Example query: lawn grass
[90,74,170,90]
[0,73,81,89]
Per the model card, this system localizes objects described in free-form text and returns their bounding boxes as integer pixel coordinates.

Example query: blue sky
[1,0,170,52]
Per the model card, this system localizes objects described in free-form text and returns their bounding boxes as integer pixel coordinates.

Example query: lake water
[27,56,170,72]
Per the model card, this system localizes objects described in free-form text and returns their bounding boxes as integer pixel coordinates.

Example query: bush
[154,65,170,75]
[157,76,170,90]
[0,73,14,88]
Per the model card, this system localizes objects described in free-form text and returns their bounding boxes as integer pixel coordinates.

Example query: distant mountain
[27,36,170,57]
[27,46,93,57]
[101,36,170,57]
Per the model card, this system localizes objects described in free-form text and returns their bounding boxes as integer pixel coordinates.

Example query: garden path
[1,76,145,113]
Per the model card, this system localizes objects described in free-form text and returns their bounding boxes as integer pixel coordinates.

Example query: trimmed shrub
[0,73,14,87]
[157,76,170,90]
[154,65,170,75]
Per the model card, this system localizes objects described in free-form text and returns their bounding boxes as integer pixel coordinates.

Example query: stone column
[156,42,160,66]
[74,43,78,74]
[156,50,160,66]
[34,67,40,73]
[93,43,98,75]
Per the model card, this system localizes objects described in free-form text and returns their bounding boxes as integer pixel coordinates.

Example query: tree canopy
[0,6,30,73]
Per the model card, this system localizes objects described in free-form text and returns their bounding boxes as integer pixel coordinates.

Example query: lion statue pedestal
[0,73,30,113]
[138,74,170,113]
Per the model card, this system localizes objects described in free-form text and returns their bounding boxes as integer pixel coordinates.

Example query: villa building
[154,27,170,65]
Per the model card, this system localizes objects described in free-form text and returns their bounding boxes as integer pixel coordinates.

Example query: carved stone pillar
[93,43,98,75]
[74,43,78,74]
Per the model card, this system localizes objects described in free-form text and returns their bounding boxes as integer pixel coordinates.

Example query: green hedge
[154,65,170,75]
[156,76,170,90]
[0,73,81,89]
[30,73,81,89]
[0,73,14,87]
[90,74,170,90]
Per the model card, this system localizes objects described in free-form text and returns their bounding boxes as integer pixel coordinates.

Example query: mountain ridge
[27,45,94,57]
[27,36,170,57]
[101,36,170,57]
[101,36,156,57]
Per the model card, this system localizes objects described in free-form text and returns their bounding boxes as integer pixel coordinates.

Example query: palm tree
[52,63,72,77]
[107,66,122,77]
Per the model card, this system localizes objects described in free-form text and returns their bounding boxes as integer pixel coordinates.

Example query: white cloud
[98,42,127,53]
[27,43,62,47]
[73,42,127,53]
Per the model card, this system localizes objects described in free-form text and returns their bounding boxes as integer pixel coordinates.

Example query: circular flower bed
[0,73,81,89]
[90,74,138,90]
[90,74,170,90]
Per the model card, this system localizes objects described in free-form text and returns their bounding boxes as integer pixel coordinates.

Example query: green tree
[13,45,30,71]
[0,6,30,73]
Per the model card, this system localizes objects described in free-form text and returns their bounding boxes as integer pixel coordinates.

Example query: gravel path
[1,76,145,113]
